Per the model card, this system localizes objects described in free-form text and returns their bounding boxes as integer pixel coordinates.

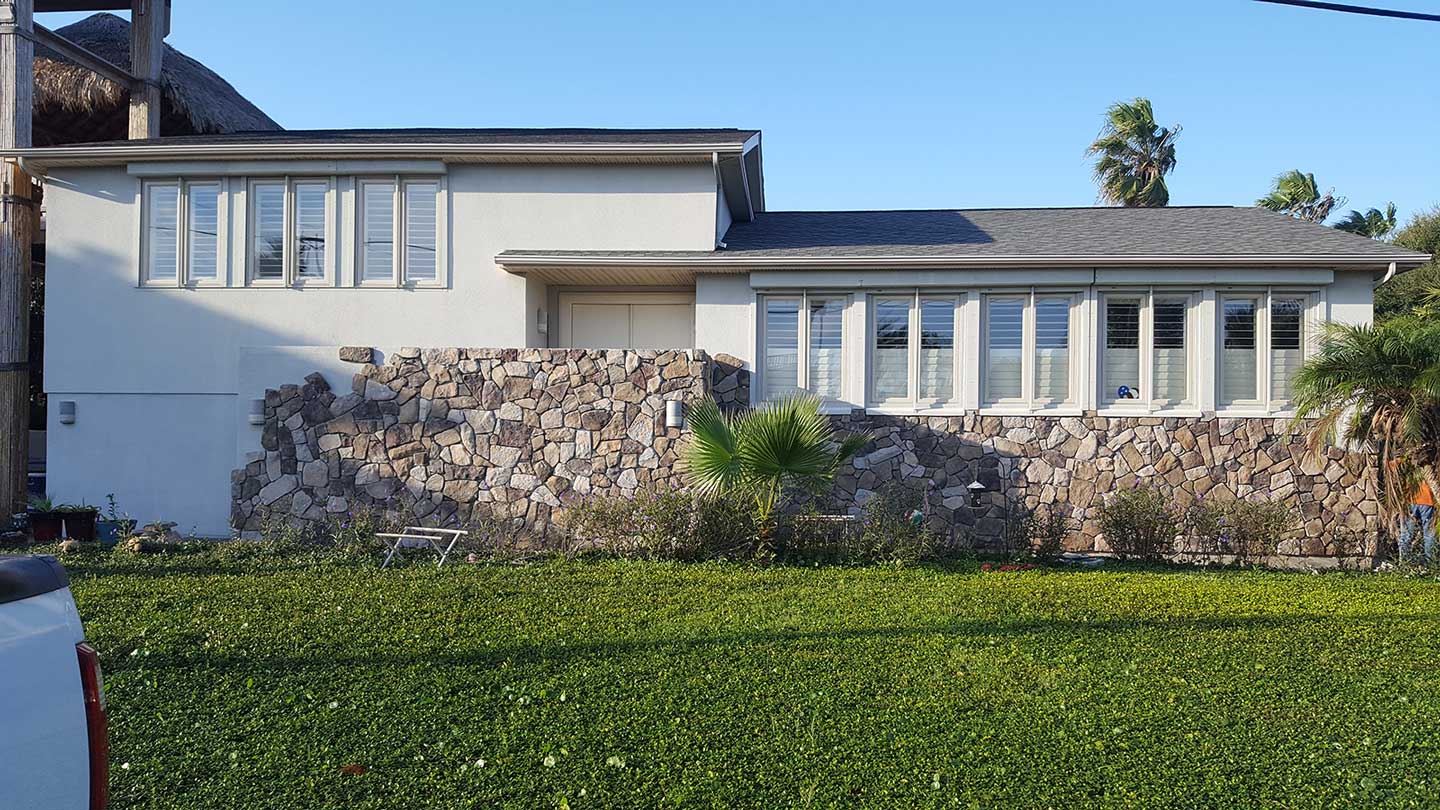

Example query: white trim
[127,160,448,177]
[500,253,1429,270]
[245,178,288,287]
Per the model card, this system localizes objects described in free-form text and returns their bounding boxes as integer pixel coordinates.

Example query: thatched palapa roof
[32,13,280,145]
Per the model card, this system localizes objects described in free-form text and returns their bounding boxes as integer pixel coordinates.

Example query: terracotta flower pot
[63,510,98,542]
[30,512,64,543]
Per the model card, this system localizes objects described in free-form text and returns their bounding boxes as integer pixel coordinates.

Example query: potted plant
[26,495,64,543]
[98,494,136,545]
[58,502,100,542]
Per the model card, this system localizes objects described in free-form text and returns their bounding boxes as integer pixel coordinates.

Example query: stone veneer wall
[231,347,707,536]
[234,349,1381,558]
[830,412,1380,558]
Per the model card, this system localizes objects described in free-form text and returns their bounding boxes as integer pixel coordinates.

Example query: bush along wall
[231,347,707,538]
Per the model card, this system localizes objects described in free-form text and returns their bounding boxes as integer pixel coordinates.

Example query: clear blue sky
[44,1,1440,223]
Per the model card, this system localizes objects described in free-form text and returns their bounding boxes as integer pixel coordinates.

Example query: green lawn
[61,549,1440,809]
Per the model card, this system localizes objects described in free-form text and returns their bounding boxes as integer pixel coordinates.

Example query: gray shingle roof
[501,207,1429,264]
[61,127,760,149]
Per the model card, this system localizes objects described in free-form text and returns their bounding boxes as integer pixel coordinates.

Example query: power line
[1254,0,1440,22]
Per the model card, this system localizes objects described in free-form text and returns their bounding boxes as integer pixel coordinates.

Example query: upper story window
[359,178,442,286]
[983,292,1077,409]
[759,293,847,402]
[1100,291,1194,410]
[248,178,333,286]
[140,174,443,289]
[1219,291,1312,411]
[869,293,961,407]
[142,180,221,286]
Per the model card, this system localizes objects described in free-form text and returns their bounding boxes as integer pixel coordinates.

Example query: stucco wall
[42,162,720,531]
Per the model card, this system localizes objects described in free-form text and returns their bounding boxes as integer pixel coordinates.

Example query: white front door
[556,293,695,349]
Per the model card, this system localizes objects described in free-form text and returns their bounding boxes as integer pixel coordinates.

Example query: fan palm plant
[1334,203,1398,240]
[1290,316,1440,514]
[1257,170,1344,223]
[682,394,871,537]
[1086,98,1180,207]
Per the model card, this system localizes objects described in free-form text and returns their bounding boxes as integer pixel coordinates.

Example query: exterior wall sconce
[58,401,76,425]
[665,400,685,429]
[248,399,265,426]
[967,480,988,507]
[536,307,548,335]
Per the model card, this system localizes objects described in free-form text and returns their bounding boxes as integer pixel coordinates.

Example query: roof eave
[497,252,1433,272]
[0,140,754,170]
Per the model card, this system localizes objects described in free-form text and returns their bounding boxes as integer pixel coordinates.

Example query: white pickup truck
[0,555,107,810]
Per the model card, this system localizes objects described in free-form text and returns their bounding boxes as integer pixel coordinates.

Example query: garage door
[556,293,695,349]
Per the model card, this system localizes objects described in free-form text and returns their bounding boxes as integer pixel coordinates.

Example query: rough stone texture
[232,348,708,537]
[338,346,374,364]
[234,347,1379,559]
[829,411,1380,558]
[709,353,751,413]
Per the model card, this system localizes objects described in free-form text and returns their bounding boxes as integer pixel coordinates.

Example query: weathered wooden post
[128,0,167,139]
[0,0,34,518]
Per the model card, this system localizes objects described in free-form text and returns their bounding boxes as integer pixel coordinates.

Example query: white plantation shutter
[763,298,801,401]
[404,182,438,283]
[251,182,285,281]
[1222,298,1258,403]
[807,297,843,400]
[1033,297,1070,403]
[918,299,955,402]
[1270,297,1305,404]
[185,183,219,281]
[361,182,395,282]
[1152,297,1188,405]
[145,184,179,282]
[872,299,910,401]
[985,297,1023,401]
[294,183,327,279]
[1103,296,1141,401]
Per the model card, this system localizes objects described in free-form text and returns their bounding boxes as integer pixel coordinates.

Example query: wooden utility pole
[128,0,167,139]
[0,0,33,518]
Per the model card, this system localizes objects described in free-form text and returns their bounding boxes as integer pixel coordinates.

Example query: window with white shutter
[1152,296,1188,406]
[918,298,956,404]
[1221,297,1260,405]
[871,298,911,402]
[360,181,396,284]
[185,183,220,282]
[984,296,1024,402]
[250,182,286,282]
[1033,296,1071,404]
[143,183,179,283]
[403,182,439,284]
[293,182,328,281]
[807,297,844,400]
[1269,297,1305,404]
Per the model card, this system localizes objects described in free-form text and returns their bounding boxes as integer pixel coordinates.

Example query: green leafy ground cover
[59,548,1440,808]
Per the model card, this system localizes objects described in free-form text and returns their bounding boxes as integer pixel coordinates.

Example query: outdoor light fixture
[248,399,265,426]
[665,400,685,429]
[536,307,548,335]
[967,480,988,507]
[58,401,76,425]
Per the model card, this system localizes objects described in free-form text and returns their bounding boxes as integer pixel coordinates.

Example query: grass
[55,546,1440,808]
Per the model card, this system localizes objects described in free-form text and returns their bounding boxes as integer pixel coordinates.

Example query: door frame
[554,291,696,348]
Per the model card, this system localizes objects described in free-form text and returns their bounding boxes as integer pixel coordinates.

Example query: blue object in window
[1117,385,1138,400]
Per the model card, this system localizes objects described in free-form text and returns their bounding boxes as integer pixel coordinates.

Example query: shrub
[854,484,933,566]
[1098,487,1180,561]
[1030,507,1073,560]
[560,490,757,561]
[1185,496,1296,565]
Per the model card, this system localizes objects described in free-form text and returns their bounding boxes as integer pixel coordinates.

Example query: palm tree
[1257,170,1344,223]
[1290,316,1440,514]
[1334,203,1398,240]
[682,394,870,536]
[1086,98,1181,207]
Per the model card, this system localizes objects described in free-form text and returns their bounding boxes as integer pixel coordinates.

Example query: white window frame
[246,176,336,287]
[865,291,963,409]
[356,175,446,288]
[1097,288,1199,413]
[755,292,850,404]
[980,289,1081,412]
[139,178,227,287]
[1216,287,1319,415]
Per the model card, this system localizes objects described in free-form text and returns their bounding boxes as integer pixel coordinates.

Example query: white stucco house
[6,128,1431,553]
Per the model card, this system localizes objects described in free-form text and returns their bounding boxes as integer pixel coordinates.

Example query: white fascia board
[497,252,1430,271]
[749,268,1095,288]
[4,142,749,170]
[1094,267,1334,285]
[127,160,449,177]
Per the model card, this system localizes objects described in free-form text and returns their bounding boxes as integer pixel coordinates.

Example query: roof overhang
[499,251,1431,272]
[0,139,757,172]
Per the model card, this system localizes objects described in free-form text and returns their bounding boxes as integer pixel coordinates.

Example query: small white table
[375,527,468,569]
